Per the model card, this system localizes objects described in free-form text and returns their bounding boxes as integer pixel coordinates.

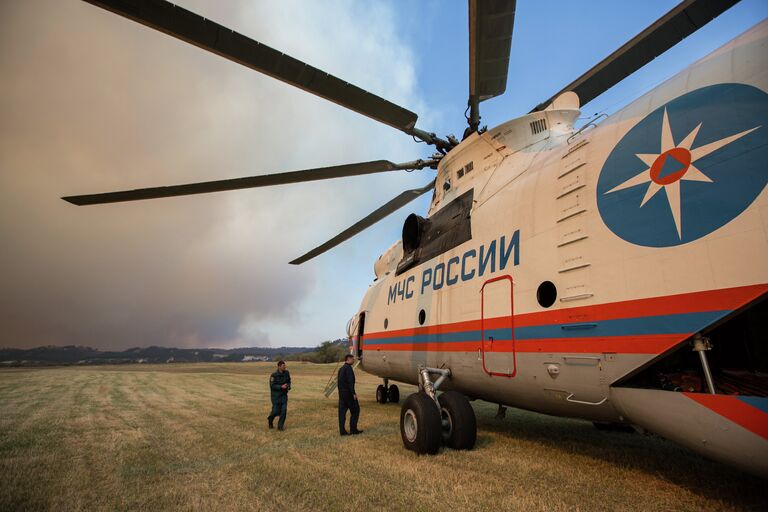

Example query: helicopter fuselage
[352,21,768,477]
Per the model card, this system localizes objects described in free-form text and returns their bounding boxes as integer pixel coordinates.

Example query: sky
[1,0,766,350]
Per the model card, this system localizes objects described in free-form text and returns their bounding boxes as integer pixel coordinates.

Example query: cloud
[0,0,429,350]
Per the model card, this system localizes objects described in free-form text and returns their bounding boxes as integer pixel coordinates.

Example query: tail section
[611,293,768,477]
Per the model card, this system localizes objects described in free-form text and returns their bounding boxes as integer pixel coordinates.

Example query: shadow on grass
[475,406,767,508]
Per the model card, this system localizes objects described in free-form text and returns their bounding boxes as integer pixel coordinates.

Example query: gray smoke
[0,0,429,349]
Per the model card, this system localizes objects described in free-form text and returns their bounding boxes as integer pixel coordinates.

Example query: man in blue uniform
[338,354,362,436]
[268,360,291,430]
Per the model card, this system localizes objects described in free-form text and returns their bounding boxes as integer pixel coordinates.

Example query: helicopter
[64,0,767,477]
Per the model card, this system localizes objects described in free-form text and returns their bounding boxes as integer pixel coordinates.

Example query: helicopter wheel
[400,392,441,455]
[387,384,400,404]
[376,384,388,404]
[438,391,477,450]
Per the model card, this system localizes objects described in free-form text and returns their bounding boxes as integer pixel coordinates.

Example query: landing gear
[376,384,388,404]
[399,365,477,454]
[438,391,476,450]
[376,379,400,404]
[400,392,442,454]
[387,384,400,403]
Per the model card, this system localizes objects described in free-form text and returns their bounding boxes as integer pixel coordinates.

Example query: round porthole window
[384,318,389,329]
[418,309,426,325]
[537,281,557,308]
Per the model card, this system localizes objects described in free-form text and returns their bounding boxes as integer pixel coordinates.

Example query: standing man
[338,354,362,436]
[268,360,291,431]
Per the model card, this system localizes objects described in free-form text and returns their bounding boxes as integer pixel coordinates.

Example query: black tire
[387,384,400,404]
[376,384,388,404]
[400,392,442,454]
[438,391,477,450]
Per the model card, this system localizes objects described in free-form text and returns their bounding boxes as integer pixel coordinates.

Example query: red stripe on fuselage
[362,334,681,354]
[684,393,768,440]
[517,334,681,354]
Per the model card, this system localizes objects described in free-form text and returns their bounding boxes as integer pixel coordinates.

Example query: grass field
[0,363,765,511]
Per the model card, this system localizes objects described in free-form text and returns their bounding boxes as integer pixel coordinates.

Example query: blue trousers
[269,395,288,428]
[338,392,359,433]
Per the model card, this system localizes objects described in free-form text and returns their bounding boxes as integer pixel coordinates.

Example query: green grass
[0,363,765,511]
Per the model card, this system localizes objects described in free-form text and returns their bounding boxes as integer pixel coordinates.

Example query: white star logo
[604,108,760,238]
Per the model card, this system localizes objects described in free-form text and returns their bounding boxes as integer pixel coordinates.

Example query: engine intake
[397,189,473,275]
[402,214,430,253]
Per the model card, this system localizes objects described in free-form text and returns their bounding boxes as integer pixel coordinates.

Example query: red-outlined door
[481,275,516,377]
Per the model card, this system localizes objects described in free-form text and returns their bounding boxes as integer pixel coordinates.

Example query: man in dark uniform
[268,360,291,430]
[338,354,362,436]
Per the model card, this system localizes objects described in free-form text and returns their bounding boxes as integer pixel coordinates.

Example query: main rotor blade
[468,0,516,131]
[63,160,426,205]
[290,180,435,265]
[83,0,419,133]
[469,0,516,102]
[530,0,740,112]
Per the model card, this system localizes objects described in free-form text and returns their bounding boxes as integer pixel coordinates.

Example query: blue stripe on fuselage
[364,310,728,345]
[738,396,768,414]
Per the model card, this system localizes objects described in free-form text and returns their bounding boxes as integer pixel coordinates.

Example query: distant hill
[0,339,350,367]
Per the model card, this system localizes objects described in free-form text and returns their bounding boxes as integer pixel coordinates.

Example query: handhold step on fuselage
[323,359,360,398]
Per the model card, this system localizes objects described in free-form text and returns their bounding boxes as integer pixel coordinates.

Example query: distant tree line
[284,340,349,363]
[0,339,350,367]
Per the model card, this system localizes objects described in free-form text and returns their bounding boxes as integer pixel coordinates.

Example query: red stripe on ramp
[684,393,768,440]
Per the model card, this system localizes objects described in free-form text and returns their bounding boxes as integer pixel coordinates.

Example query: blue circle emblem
[597,83,768,247]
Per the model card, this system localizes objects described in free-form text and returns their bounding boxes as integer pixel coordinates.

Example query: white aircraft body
[352,21,768,477]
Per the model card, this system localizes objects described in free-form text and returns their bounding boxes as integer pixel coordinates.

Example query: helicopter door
[356,312,365,359]
[480,275,516,377]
